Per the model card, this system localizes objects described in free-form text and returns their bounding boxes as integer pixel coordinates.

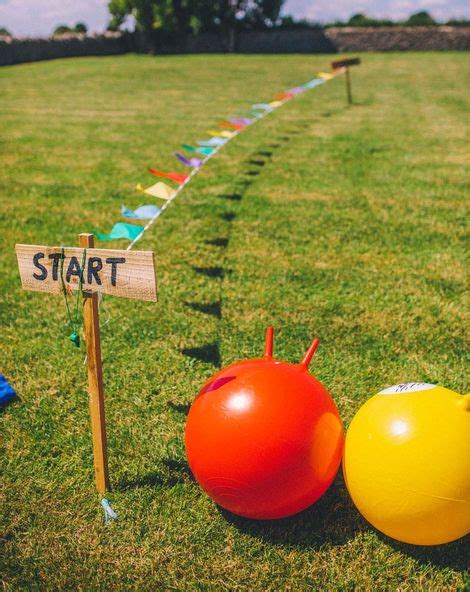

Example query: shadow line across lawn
[181,130,299,370]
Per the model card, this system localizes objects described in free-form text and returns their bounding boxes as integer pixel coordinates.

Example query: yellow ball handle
[459,394,470,411]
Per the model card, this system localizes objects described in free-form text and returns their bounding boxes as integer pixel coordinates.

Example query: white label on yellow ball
[379,382,436,395]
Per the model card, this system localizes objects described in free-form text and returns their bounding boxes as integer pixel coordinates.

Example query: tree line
[0,6,468,40]
[107,0,284,35]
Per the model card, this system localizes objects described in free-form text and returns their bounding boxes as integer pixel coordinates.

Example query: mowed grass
[0,52,468,590]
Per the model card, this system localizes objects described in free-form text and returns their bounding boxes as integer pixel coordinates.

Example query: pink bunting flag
[287,87,305,95]
[230,118,253,125]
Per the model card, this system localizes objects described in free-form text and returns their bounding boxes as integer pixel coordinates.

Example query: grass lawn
[0,52,468,590]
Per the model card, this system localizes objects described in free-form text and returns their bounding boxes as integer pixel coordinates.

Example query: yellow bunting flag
[207,130,235,139]
[136,181,174,200]
[269,101,283,108]
[318,72,334,80]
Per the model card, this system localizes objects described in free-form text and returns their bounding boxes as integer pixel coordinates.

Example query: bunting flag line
[148,169,189,184]
[121,205,160,220]
[94,62,349,246]
[136,181,174,200]
[95,222,145,241]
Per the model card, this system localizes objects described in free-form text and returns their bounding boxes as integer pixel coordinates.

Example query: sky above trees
[0,0,469,37]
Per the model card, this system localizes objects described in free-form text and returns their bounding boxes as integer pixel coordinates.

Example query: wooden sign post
[16,233,157,494]
[331,57,361,105]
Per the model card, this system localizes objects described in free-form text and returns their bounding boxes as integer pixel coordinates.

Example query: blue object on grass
[0,374,16,405]
[101,498,118,524]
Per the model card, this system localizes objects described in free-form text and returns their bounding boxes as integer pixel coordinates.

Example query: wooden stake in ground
[331,57,361,105]
[79,233,109,494]
[16,233,157,494]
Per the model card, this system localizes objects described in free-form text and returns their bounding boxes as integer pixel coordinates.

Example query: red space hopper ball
[185,328,343,519]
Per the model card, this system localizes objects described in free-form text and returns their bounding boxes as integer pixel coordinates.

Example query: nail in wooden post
[345,67,353,105]
[79,232,109,494]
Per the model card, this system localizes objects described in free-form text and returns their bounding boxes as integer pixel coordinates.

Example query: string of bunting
[93,65,346,251]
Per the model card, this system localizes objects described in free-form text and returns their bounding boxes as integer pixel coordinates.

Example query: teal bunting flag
[196,147,215,156]
[95,222,144,241]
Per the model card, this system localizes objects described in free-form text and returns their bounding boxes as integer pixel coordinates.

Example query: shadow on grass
[185,301,221,318]
[219,212,237,222]
[118,459,194,490]
[167,400,191,415]
[205,237,229,248]
[192,266,225,279]
[0,394,20,413]
[219,193,242,201]
[181,342,221,367]
[218,472,365,548]
[377,532,469,573]
[217,466,470,566]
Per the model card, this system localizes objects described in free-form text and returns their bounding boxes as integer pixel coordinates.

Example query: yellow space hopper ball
[343,383,470,546]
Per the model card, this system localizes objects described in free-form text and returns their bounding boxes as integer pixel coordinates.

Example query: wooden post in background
[345,67,353,105]
[79,232,109,495]
[331,58,360,107]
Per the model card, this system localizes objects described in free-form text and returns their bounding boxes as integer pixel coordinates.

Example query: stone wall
[0,32,128,66]
[325,26,470,51]
[1,27,469,67]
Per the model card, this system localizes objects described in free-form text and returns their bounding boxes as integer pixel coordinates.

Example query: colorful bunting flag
[198,138,226,147]
[286,87,304,95]
[252,103,273,112]
[196,147,215,156]
[303,79,325,89]
[182,144,197,152]
[268,101,283,108]
[122,205,160,220]
[136,181,174,200]
[148,169,188,184]
[230,118,253,125]
[96,222,144,241]
[175,153,203,167]
[318,72,334,80]
[274,93,293,100]
[206,130,234,139]
[218,121,244,130]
